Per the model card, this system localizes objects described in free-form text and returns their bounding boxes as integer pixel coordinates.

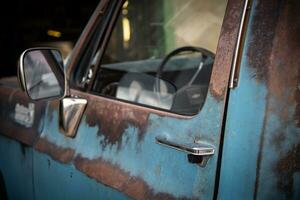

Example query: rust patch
[74,155,192,200]
[246,0,283,82]
[246,0,300,112]
[266,0,300,123]
[84,94,149,147]
[34,138,75,164]
[276,143,300,199]
[75,156,130,191]
[209,0,245,100]
[71,89,188,148]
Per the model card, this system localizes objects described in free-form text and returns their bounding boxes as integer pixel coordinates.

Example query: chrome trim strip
[229,0,250,88]
[18,50,27,91]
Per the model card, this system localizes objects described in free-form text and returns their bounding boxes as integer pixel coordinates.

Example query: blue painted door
[32,0,245,199]
[218,0,300,199]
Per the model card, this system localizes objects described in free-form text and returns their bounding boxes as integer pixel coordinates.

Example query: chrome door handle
[155,136,214,156]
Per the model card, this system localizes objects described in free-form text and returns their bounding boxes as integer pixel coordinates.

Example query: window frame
[66,0,122,91]
[68,0,243,119]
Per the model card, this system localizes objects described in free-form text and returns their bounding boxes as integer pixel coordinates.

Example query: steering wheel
[155,46,215,94]
[101,82,119,96]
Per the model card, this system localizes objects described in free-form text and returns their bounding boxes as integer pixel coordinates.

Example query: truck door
[32,0,246,199]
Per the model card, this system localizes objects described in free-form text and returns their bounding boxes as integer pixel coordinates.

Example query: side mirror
[18,48,66,101]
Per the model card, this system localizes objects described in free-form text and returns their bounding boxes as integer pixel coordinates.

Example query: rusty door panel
[0,79,46,145]
[34,90,227,199]
[218,0,300,199]
[31,0,246,199]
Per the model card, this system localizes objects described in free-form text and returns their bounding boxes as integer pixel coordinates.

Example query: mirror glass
[22,49,65,100]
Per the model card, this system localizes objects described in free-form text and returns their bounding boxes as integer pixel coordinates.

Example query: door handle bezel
[155,136,215,156]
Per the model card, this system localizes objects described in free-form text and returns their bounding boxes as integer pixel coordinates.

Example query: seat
[116,72,175,110]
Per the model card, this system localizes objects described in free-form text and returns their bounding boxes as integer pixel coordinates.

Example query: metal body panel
[31,0,244,199]
[33,91,223,199]
[33,150,130,200]
[0,135,34,199]
[219,0,300,199]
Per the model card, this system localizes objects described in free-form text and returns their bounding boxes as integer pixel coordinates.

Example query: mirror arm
[59,97,87,137]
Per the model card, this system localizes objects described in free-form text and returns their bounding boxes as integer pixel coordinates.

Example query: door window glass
[92,0,227,115]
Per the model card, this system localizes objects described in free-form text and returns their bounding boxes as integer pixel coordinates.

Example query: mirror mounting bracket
[59,96,87,137]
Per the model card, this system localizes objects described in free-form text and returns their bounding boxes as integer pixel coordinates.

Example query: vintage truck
[0,0,299,199]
